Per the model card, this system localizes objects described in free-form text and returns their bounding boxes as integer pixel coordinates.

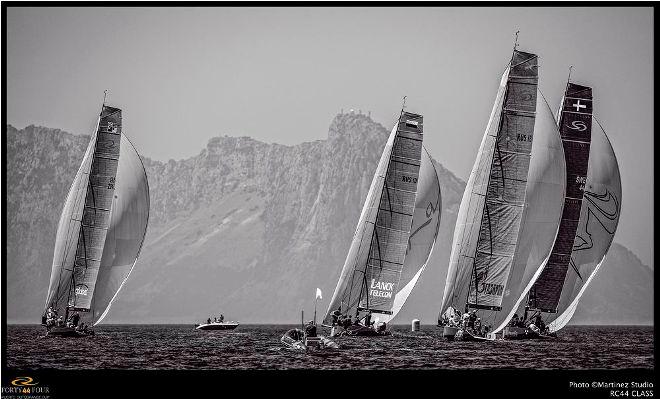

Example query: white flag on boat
[316,288,323,300]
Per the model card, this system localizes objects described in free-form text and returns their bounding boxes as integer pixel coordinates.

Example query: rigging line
[510,55,538,71]
[485,202,494,274]
[373,225,383,270]
[495,140,506,199]
[569,257,583,280]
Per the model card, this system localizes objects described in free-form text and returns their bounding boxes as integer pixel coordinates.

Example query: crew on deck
[364,311,374,327]
[45,306,58,329]
[331,308,341,326]
[67,312,80,328]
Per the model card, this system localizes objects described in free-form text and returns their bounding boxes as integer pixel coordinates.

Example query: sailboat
[503,80,622,339]
[437,47,567,341]
[322,106,442,337]
[42,100,150,337]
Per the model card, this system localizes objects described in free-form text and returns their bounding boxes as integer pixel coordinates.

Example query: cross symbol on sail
[572,100,586,112]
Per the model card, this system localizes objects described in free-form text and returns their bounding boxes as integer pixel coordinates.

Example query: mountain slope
[5,115,652,325]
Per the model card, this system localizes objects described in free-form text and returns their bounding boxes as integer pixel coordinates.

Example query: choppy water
[6,324,653,369]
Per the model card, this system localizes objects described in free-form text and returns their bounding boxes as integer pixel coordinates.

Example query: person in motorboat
[207,317,212,325]
[305,320,317,337]
[219,314,224,323]
[214,317,218,323]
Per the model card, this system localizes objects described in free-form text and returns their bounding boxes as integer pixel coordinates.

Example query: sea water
[6,324,653,369]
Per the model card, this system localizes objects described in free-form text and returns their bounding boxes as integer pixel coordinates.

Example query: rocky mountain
[5,115,653,325]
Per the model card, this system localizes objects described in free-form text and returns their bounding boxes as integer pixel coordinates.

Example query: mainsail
[519,83,621,332]
[44,105,149,326]
[323,111,441,324]
[439,50,566,333]
[526,83,593,314]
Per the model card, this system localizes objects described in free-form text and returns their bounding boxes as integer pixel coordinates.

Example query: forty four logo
[11,377,37,387]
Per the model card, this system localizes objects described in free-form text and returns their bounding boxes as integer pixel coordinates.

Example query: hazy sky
[6,7,653,266]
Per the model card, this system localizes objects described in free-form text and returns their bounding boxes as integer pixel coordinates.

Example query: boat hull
[195,322,239,331]
[442,325,459,340]
[336,324,392,337]
[502,326,556,340]
[281,329,339,351]
[46,326,93,338]
[454,328,491,342]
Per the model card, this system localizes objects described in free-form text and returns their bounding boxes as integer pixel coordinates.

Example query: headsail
[548,116,621,331]
[323,111,434,324]
[89,132,150,325]
[44,105,149,325]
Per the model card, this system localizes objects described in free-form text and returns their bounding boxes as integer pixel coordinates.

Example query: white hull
[195,322,239,331]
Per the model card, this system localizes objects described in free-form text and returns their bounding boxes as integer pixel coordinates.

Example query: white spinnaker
[438,66,510,319]
[91,132,150,326]
[547,117,621,332]
[44,118,99,313]
[378,146,441,324]
[323,124,397,324]
[492,89,566,333]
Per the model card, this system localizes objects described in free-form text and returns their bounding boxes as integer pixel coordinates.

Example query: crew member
[331,308,341,326]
